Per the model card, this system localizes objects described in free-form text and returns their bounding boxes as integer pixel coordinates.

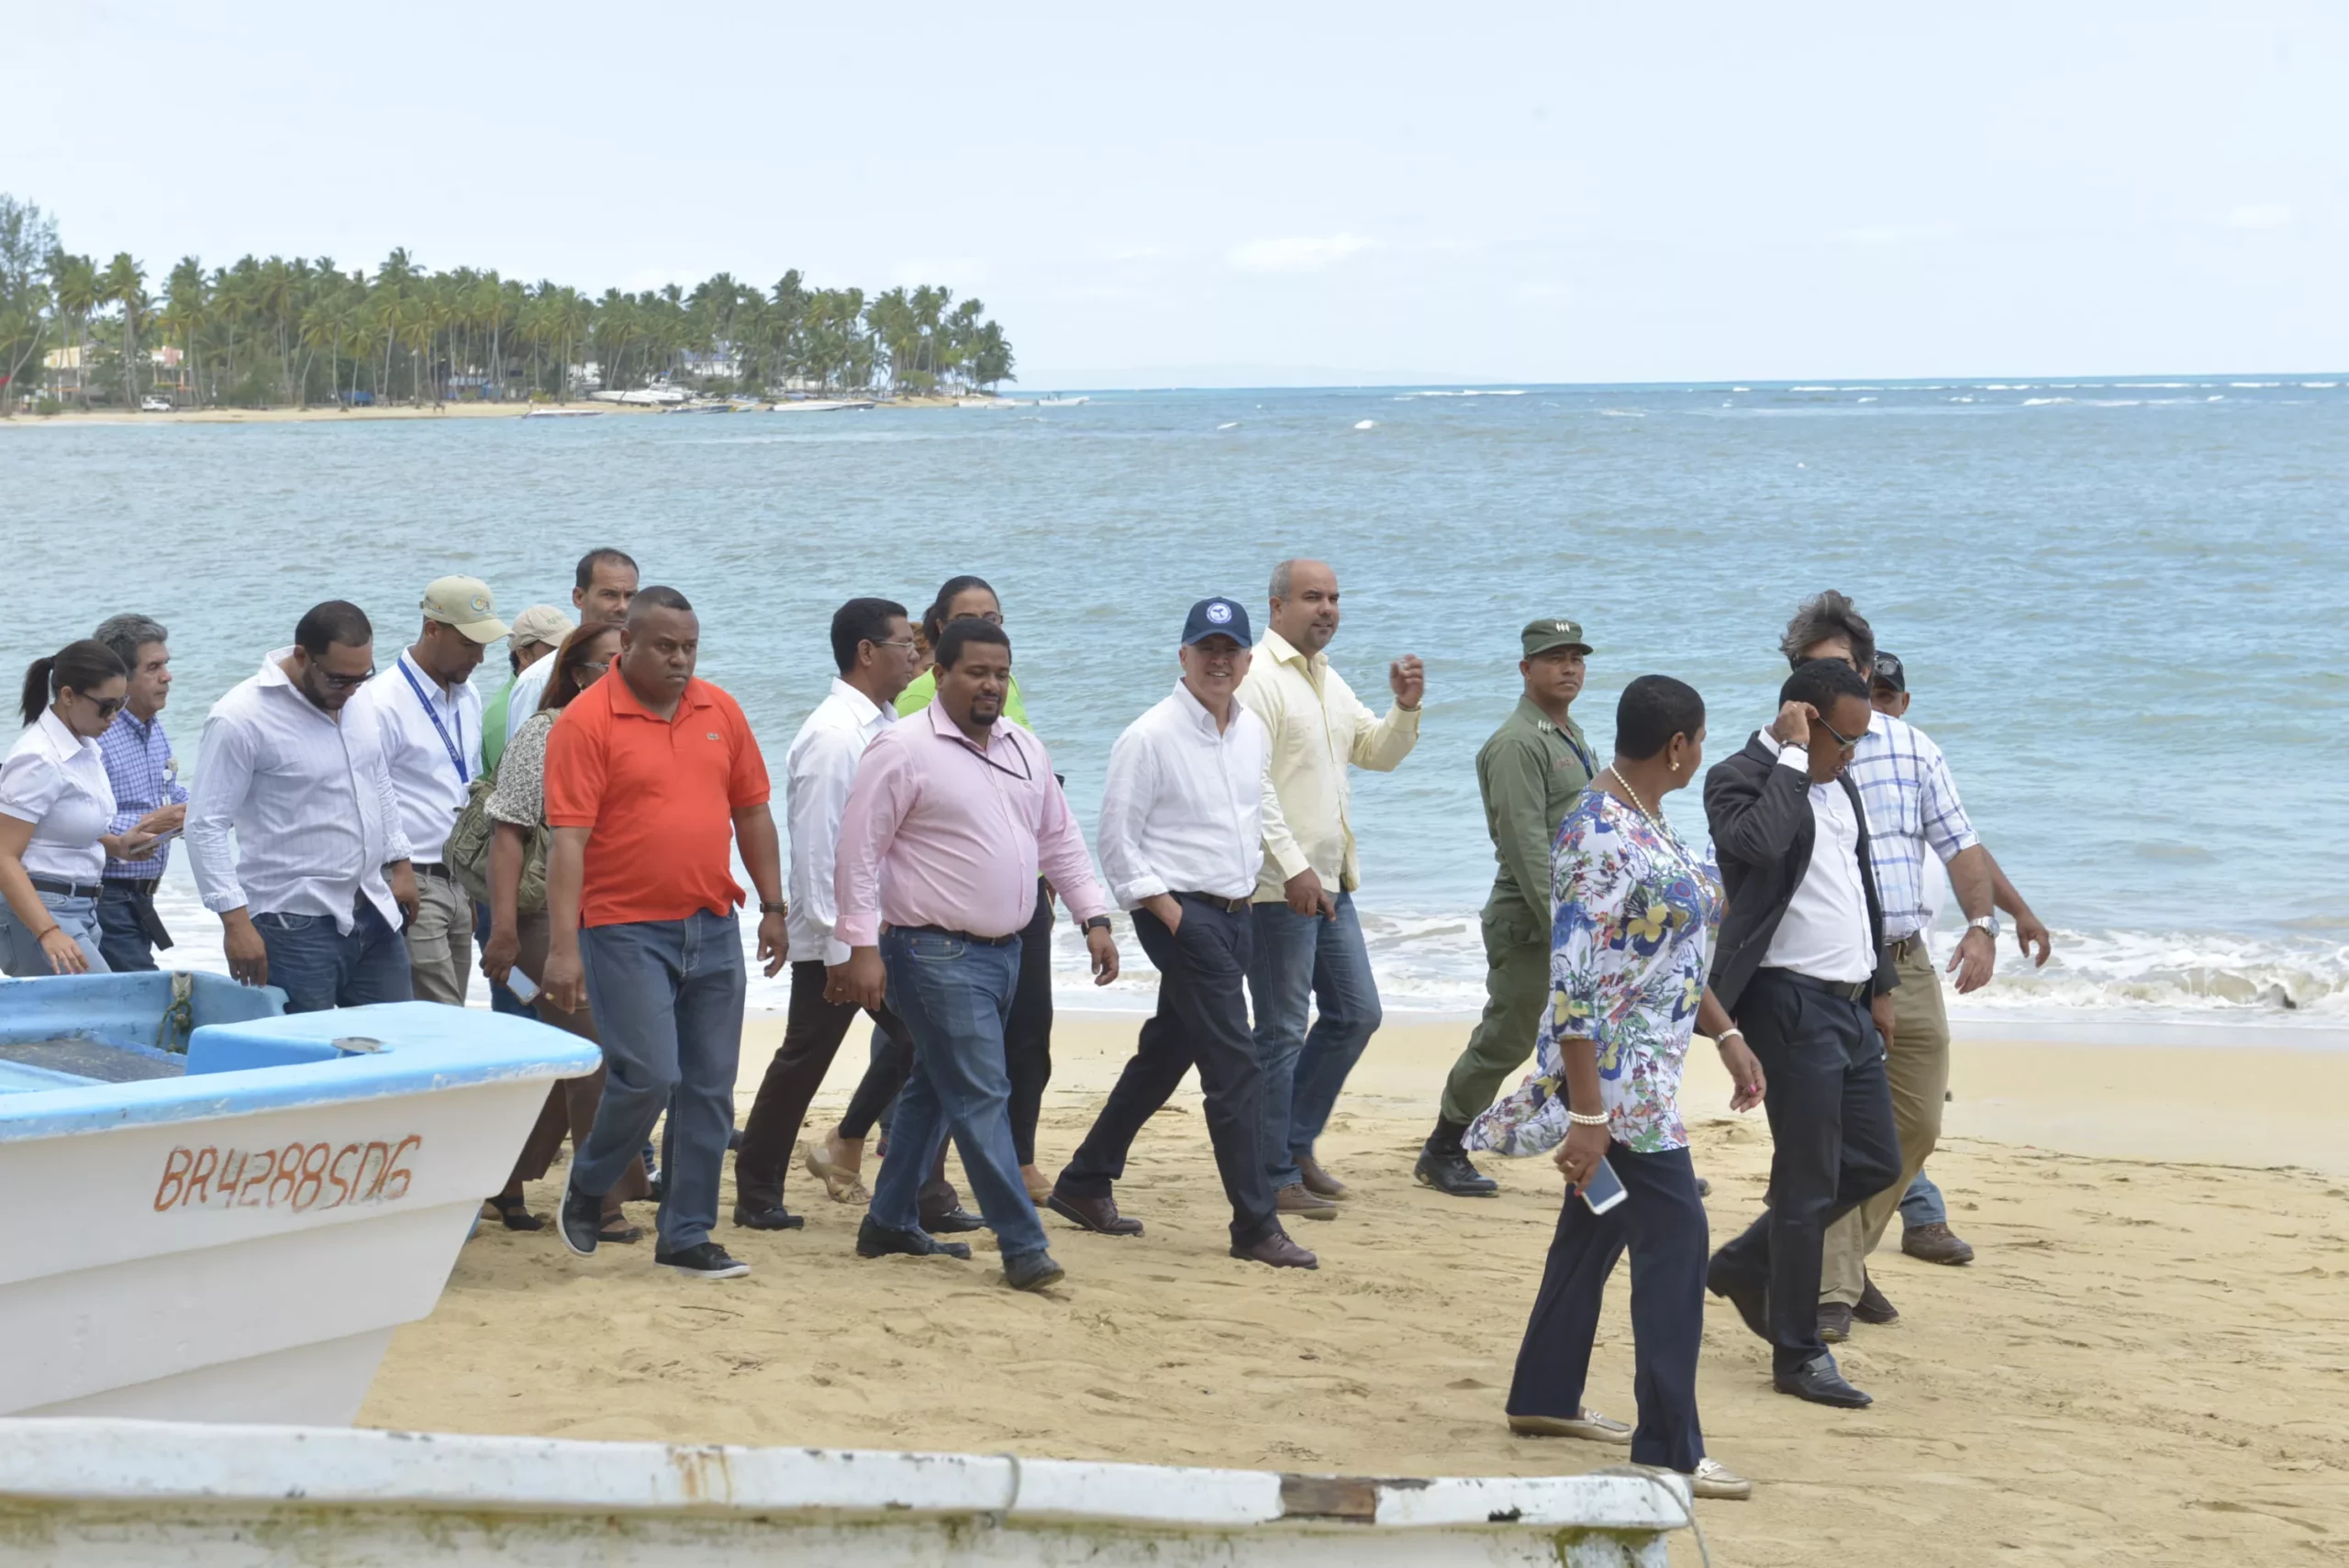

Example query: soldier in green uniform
[1416,617,1596,1195]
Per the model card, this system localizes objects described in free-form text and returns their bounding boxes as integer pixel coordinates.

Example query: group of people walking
[0,564,2043,1505]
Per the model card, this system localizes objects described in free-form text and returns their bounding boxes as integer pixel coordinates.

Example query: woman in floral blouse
[1467,675,1766,1501]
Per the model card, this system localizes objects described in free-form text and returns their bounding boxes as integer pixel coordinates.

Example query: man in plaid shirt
[1776,593,2049,1341]
[92,614,191,972]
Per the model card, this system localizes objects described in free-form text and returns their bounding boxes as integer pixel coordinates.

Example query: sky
[6,2,2343,385]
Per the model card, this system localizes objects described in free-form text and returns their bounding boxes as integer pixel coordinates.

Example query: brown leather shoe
[1277,1182,1337,1220]
[1296,1154,1350,1199]
[1232,1229,1319,1269]
[1046,1188,1143,1237]
[1902,1220,1975,1265]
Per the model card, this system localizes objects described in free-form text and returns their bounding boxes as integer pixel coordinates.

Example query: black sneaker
[558,1167,605,1257]
[655,1241,751,1280]
[857,1215,972,1261]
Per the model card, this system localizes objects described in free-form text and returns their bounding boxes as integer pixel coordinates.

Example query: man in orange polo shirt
[541,586,788,1281]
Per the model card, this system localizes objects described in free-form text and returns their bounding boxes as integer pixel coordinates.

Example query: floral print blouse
[1466,786,1722,1156]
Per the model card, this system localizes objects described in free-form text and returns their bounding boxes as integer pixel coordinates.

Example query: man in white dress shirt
[187,601,421,1014]
[503,549,639,749]
[731,597,929,1229]
[1050,598,1319,1270]
[349,575,508,1006]
[1237,558,1424,1219]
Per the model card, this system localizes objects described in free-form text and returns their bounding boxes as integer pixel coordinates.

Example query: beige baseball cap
[507,604,576,651]
[420,575,511,644]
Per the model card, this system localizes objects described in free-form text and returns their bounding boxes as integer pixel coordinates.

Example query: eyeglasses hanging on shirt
[943,723,1032,784]
[396,661,468,784]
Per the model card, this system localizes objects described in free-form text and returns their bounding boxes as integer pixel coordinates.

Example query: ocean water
[5,378,2345,1025]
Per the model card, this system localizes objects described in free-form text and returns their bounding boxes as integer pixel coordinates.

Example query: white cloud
[1830,224,1958,249]
[1227,233,1375,274]
[2223,204,2294,230]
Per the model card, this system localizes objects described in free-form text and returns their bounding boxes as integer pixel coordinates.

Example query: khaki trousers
[1439,903,1549,1128]
[406,870,473,1007]
[1820,935,1949,1306]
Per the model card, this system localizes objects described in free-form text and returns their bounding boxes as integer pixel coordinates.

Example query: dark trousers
[1709,969,1901,1373]
[1509,1143,1708,1473]
[95,881,165,973]
[1060,899,1278,1248]
[1005,881,1055,1166]
[736,960,917,1209]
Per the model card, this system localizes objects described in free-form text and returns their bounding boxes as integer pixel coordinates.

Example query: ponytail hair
[20,639,128,726]
[920,574,998,647]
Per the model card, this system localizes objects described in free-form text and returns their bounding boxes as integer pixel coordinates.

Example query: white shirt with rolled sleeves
[1097,682,1269,908]
[504,657,554,749]
[1233,628,1419,901]
[347,650,483,867]
[0,711,117,884]
[1753,732,1876,984]
[185,649,414,935]
[785,678,894,965]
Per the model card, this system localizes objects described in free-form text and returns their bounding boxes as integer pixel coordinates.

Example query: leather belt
[1885,933,1926,962]
[1174,891,1252,915]
[417,862,453,880]
[28,875,102,899]
[896,924,1019,948]
[108,877,161,894]
[1762,967,1872,1004]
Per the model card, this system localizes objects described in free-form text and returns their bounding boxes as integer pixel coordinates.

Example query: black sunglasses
[316,666,376,691]
[1815,713,1865,751]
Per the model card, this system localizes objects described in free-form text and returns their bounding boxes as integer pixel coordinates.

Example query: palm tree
[101,252,148,406]
[158,257,206,406]
[50,252,100,407]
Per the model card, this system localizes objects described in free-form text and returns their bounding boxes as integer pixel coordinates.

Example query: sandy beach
[355,1013,2349,1565]
[0,394,975,428]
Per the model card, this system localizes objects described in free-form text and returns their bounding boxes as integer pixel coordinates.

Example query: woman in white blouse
[0,641,161,976]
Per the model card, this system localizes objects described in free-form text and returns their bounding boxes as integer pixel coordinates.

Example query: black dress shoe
[1003,1249,1066,1291]
[1414,1145,1499,1197]
[856,1215,972,1261]
[1047,1189,1143,1236]
[1706,1259,1771,1343]
[1817,1301,1853,1343]
[1231,1229,1319,1269]
[732,1202,805,1231]
[1854,1273,1899,1326]
[1775,1351,1873,1408]
[920,1206,986,1234]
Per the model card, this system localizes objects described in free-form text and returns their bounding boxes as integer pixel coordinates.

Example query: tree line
[0,195,1015,413]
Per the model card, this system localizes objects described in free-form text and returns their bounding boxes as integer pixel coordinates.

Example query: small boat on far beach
[772,398,877,413]
[0,973,597,1426]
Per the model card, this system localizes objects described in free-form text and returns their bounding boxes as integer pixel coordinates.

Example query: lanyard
[396,660,468,784]
[1558,724,1596,780]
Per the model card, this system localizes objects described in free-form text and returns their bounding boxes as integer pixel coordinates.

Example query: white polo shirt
[0,710,118,884]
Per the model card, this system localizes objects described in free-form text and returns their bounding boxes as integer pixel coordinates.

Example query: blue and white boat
[0,973,598,1425]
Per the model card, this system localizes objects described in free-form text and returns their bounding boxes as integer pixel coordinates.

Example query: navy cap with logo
[1183,595,1252,647]
[1871,651,1907,693]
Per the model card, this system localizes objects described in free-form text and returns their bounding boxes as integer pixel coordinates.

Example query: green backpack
[445,767,548,914]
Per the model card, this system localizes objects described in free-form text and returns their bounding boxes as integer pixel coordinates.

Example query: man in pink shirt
[834,617,1120,1291]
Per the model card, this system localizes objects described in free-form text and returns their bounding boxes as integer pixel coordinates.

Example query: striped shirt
[185,649,415,934]
[1847,711,1979,941]
[97,709,190,880]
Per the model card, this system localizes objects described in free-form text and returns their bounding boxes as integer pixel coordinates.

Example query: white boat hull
[0,1419,1691,1566]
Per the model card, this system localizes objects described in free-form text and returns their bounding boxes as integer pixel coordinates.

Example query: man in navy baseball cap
[1184,595,1252,648]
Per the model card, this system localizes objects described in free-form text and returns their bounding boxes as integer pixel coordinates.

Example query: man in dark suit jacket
[1702,658,1902,1408]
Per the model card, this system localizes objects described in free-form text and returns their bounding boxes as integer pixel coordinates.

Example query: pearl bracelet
[1567,1109,1609,1127]
[1714,1029,1745,1046]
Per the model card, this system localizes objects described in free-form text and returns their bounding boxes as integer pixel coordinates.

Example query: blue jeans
[1901,1170,1947,1229]
[95,883,161,973]
[473,902,532,1017]
[874,928,1049,1260]
[0,887,107,977]
[253,900,412,1013]
[1246,892,1382,1189]
[574,911,746,1251]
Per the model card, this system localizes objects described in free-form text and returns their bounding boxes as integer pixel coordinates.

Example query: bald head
[1268,558,1341,654]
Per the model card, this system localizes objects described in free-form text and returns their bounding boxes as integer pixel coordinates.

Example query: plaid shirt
[97,709,189,880]
[1847,711,1977,940]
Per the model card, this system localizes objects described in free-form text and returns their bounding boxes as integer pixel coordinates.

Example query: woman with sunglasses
[1,640,162,976]
[475,622,651,1237]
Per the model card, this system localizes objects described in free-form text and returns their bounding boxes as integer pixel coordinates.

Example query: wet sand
[361,1015,2349,1565]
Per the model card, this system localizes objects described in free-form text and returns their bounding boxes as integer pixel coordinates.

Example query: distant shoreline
[0,395,978,428]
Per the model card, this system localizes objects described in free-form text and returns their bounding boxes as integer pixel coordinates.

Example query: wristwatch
[760,899,788,915]
[1082,915,1113,935]
[1965,914,2000,937]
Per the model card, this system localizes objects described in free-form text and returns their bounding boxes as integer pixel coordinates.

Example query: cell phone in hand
[1575,1155,1629,1216]
[504,968,540,1005]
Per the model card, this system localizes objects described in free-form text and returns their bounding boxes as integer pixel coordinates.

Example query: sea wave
[2021,397,2072,406]
[1397,389,1527,398]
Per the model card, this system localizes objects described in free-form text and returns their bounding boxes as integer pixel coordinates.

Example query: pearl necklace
[1601,767,1696,877]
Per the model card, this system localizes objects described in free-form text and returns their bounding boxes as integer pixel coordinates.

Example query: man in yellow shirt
[1237,559,1424,1220]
